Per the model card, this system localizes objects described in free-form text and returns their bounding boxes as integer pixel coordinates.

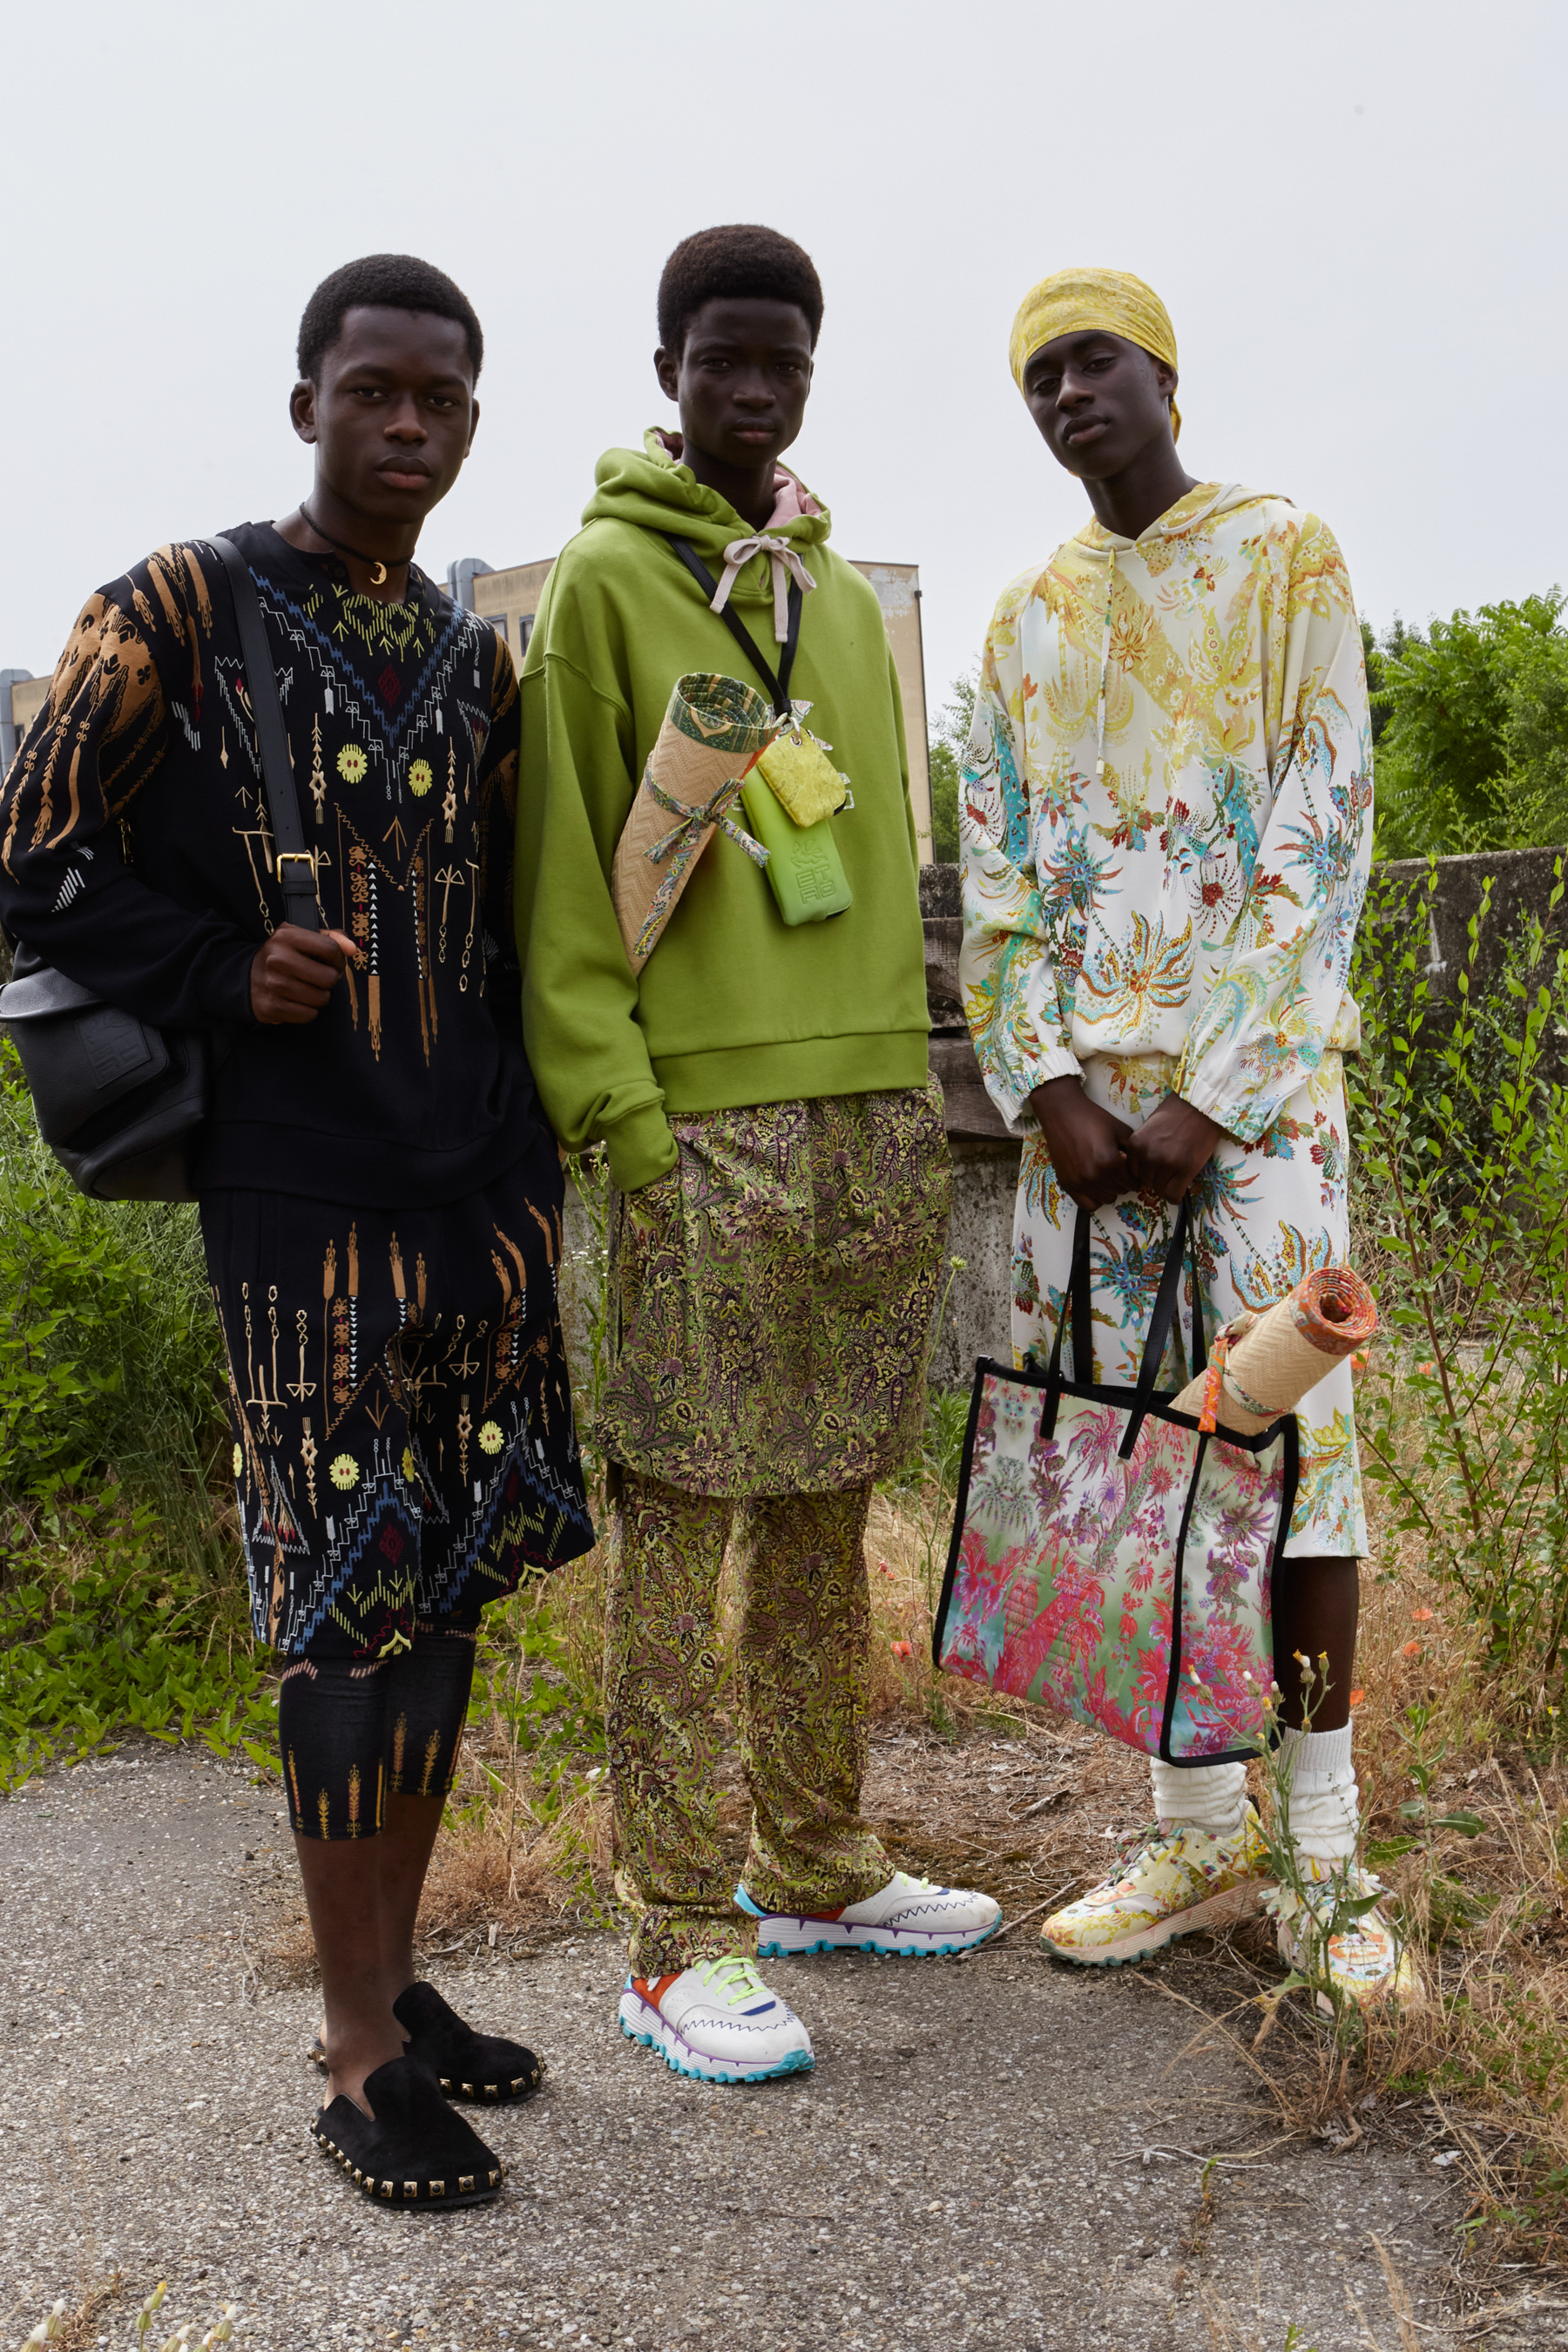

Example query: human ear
[289,380,319,447]
[653,346,680,403]
[1152,358,1179,402]
[465,396,481,457]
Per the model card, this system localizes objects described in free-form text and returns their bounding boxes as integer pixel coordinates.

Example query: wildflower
[1402,1640,1423,1659]
[1416,1360,1436,1374]
[136,2286,169,2346]
[949,1255,968,1271]
[891,1639,912,1659]
[1349,1689,1365,1707]
[1410,1607,1433,1623]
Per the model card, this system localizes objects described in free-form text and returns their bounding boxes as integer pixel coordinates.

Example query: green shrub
[0,1041,259,1782]
[1370,593,1568,858]
[1348,857,1568,1688]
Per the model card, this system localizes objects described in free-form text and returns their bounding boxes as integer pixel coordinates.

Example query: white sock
[1148,1756,1247,1838]
[1281,1721,1358,1866]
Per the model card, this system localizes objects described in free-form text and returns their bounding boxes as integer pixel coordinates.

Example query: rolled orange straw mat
[1293,1266,1377,1357]
[1170,1267,1377,1439]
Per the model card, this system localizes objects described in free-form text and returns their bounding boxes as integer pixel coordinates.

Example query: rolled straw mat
[1170,1266,1377,1438]
[611,671,775,970]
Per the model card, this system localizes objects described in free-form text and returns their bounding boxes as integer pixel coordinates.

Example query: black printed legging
[278,1610,481,1841]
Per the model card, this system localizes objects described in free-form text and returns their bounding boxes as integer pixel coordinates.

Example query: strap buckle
[275,850,319,886]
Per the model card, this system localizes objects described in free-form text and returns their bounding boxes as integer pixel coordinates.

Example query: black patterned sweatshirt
[0,524,537,1205]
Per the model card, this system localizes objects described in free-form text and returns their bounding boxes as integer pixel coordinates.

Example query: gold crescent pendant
[369,560,389,587]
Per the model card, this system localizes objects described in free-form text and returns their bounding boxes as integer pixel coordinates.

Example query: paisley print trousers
[606,1472,889,1975]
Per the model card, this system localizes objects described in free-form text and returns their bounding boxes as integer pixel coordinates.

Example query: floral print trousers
[606,1471,890,1975]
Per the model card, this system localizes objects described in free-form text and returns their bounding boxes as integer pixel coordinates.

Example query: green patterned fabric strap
[643,770,770,869]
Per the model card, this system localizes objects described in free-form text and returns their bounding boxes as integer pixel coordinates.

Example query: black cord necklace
[299,505,413,589]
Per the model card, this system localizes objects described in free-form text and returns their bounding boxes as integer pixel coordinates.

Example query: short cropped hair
[657,225,824,357]
[297,253,484,383]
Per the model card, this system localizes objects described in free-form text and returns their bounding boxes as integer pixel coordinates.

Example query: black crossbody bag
[0,537,320,1202]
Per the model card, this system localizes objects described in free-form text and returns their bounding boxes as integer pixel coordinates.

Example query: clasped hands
[1028,1073,1226,1210]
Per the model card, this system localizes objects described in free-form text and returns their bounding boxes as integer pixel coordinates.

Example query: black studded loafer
[392,1980,544,2105]
[312,2055,505,2208]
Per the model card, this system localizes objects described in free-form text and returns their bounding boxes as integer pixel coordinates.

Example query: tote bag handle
[1041,1193,1206,1458]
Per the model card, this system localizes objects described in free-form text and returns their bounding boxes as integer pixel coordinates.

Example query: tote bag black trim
[930,1196,1301,1767]
[0,537,318,1201]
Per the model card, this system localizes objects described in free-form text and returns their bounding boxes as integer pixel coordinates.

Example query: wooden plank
[930,1032,1013,1140]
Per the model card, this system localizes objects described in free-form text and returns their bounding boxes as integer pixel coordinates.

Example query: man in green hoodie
[517,223,1000,2083]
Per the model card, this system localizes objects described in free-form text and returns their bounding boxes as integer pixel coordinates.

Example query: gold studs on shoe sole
[311,2126,503,2203]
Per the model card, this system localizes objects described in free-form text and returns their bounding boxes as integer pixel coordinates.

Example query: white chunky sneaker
[736,1869,1002,1958]
[617,1956,814,2084]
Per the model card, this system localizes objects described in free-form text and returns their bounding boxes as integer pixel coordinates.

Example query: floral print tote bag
[933,1198,1298,1764]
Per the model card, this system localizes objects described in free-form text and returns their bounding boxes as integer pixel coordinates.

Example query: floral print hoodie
[959,483,1372,1145]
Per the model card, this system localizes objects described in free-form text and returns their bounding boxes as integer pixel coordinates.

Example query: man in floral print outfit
[960,267,1412,2006]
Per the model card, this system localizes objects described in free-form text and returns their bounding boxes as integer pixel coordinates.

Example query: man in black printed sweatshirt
[0,253,592,2211]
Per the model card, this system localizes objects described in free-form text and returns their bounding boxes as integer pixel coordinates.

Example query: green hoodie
[515,431,930,1190]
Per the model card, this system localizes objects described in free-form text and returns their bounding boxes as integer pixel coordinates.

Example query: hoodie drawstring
[709,534,817,645]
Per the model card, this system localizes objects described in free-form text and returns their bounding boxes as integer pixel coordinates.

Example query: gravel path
[0,1743,1551,2352]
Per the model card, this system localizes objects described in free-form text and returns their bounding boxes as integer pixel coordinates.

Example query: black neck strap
[665,535,801,719]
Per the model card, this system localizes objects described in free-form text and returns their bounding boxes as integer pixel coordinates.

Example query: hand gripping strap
[208,537,321,934]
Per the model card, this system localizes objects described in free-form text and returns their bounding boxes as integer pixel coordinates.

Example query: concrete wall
[1374,843,1568,1004]
[920,862,1017,1383]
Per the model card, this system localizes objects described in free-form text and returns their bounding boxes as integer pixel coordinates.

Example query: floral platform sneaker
[736,1869,1002,1957]
[618,1955,814,2084]
[1042,1806,1272,1967]
[1265,1864,1420,2012]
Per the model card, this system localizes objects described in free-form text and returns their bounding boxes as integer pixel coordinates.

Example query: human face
[654,296,814,479]
[1021,328,1176,480]
[289,307,478,531]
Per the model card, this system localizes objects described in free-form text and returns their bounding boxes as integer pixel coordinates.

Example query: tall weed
[1348,858,1568,1694]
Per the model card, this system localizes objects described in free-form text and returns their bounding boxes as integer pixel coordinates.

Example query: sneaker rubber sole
[1042,1876,1268,1968]
[616,1995,814,2085]
[752,1916,1003,1960]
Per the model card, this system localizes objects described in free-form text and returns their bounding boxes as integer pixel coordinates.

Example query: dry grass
[256,1463,1568,2268]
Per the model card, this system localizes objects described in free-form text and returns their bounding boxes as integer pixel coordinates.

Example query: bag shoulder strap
[664,534,801,719]
[208,536,321,934]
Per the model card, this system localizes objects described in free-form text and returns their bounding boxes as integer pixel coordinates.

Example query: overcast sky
[4,0,1562,726]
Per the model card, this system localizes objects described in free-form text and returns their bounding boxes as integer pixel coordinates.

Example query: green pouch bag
[739,768,853,925]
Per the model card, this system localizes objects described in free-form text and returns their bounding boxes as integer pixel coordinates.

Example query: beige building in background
[3,553,934,863]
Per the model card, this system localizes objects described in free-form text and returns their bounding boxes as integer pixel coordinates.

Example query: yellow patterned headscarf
[1009,267,1181,441]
